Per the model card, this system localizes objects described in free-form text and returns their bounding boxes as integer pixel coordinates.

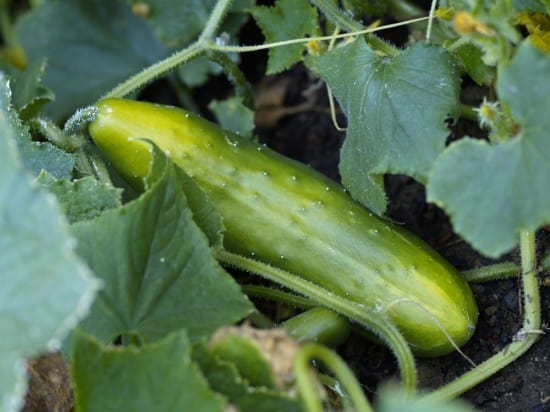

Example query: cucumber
[282,307,351,347]
[88,98,478,357]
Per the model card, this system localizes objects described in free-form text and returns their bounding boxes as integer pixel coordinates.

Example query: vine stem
[215,249,417,394]
[241,285,316,309]
[198,0,234,43]
[295,343,373,412]
[102,41,205,100]
[210,17,429,55]
[422,230,541,402]
[103,0,236,99]
[462,262,520,283]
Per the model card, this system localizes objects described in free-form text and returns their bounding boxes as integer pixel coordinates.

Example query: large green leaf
[71,151,251,345]
[72,330,224,412]
[252,0,318,74]
[427,41,550,257]
[314,40,460,214]
[0,75,98,412]
[16,0,167,120]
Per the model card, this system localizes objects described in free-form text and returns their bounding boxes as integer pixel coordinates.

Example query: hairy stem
[241,285,315,309]
[205,49,254,109]
[199,0,235,43]
[462,262,520,283]
[423,230,541,402]
[103,42,205,99]
[215,249,417,394]
[103,0,237,99]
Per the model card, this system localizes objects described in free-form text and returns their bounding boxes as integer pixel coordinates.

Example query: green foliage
[2,0,549,409]
[15,0,167,120]
[252,0,318,74]
[315,40,460,214]
[0,75,98,412]
[209,330,277,388]
[192,341,304,412]
[208,96,255,139]
[72,330,225,412]
[453,42,492,85]
[37,173,122,224]
[428,41,550,257]
[70,150,251,346]
[8,60,54,120]
[127,0,252,48]
[128,0,253,87]
[343,0,389,16]
[1,69,74,178]
[513,0,548,12]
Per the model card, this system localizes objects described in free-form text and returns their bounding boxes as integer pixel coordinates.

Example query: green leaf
[209,328,277,388]
[427,41,550,257]
[0,74,98,412]
[71,151,251,345]
[72,330,224,412]
[193,342,303,412]
[37,173,122,224]
[144,146,225,248]
[2,73,74,179]
[209,96,255,139]
[128,0,214,48]
[9,60,54,119]
[252,0,318,74]
[315,40,460,214]
[453,42,492,85]
[15,0,167,120]
[16,137,75,179]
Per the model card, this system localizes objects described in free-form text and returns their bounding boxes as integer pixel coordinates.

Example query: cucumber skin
[89,98,478,357]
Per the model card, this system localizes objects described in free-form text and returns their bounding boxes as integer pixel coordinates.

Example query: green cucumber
[88,98,478,357]
[282,307,351,347]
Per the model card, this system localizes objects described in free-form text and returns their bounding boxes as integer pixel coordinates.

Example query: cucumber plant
[1,0,548,411]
